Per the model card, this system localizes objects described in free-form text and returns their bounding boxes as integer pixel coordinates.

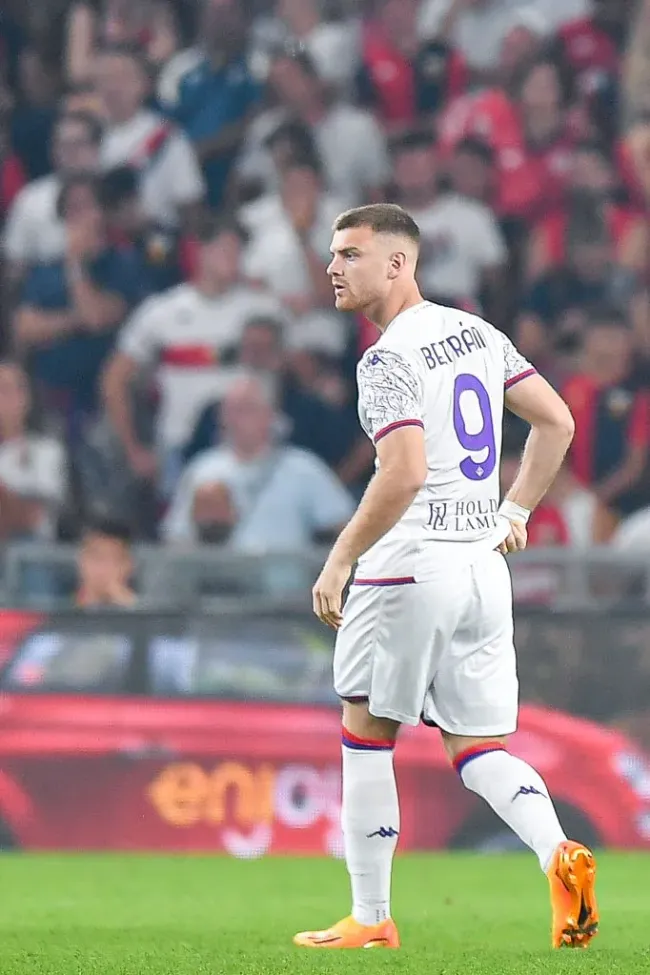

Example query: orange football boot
[293,915,400,949]
[547,841,599,948]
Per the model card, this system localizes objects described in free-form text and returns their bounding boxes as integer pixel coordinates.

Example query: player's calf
[442,731,599,948]
[442,731,566,871]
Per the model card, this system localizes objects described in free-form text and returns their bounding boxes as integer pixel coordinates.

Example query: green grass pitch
[0,852,648,974]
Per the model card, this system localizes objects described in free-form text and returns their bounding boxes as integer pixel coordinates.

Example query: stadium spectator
[356,0,467,131]
[75,515,136,607]
[101,215,286,495]
[163,372,354,550]
[497,8,549,87]
[390,131,507,316]
[0,359,67,543]
[242,158,349,352]
[170,0,261,209]
[185,316,373,495]
[420,0,549,80]
[65,0,192,86]
[438,55,577,223]
[563,313,650,521]
[96,43,205,227]
[10,45,60,182]
[238,49,390,205]
[501,451,615,603]
[526,141,649,281]
[446,136,498,207]
[0,0,646,602]
[516,205,637,374]
[253,0,360,93]
[100,164,183,295]
[3,111,101,275]
[555,0,629,95]
[13,173,142,423]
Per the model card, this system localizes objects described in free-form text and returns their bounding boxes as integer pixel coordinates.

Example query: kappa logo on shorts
[512,785,547,802]
[367,826,399,839]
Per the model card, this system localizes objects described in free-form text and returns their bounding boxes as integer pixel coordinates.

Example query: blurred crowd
[0,0,649,602]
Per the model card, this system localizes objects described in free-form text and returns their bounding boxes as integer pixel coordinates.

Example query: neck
[231,442,269,462]
[366,286,424,333]
[109,108,140,127]
[195,277,228,298]
[292,13,318,37]
[298,100,325,125]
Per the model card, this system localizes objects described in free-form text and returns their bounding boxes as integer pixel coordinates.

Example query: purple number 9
[453,374,496,481]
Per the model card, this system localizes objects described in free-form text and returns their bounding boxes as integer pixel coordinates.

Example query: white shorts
[334,550,518,736]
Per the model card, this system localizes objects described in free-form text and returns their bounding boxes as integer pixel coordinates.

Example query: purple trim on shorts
[341,695,369,704]
[374,419,424,443]
[353,576,416,587]
[504,368,536,390]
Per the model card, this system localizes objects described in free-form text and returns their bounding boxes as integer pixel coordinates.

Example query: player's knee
[440,730,509,765]
[342,699,400,743]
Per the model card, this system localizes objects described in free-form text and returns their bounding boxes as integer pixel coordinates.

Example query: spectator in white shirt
[419,0,550,78]
[243,158,349,356]
[391,130,507,314]
[237,50,390,206]
[0,360,67,543]
[3,111,102,277]
[163,372,354,555]
[101,215,287,494]
[252,0,360,93]
[95,42,205,227]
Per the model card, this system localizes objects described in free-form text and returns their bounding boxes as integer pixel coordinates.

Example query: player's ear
[387,251,406,279]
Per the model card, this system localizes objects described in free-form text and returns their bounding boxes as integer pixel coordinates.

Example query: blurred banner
[0,609,649,854]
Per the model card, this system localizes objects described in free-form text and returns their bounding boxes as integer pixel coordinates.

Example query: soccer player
[293,204,598,950]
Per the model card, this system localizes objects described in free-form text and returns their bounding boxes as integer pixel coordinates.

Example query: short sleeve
[502,334,536,389]
[3,190,32,261]
[357,348,424,443]
[299,453,355,530]
[118,295,164,365]
[161,135,205,207]
[469,207,507,268]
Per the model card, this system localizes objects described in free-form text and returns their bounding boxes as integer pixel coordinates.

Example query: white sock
[456,745,566,871]
[341,729,399,926]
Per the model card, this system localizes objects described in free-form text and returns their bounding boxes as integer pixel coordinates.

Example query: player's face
[327,227,394,312]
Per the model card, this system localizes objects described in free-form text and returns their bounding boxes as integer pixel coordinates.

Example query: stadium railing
[2,542,650,610]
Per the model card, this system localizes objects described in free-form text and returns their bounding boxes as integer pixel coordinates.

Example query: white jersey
[355,300,535,582]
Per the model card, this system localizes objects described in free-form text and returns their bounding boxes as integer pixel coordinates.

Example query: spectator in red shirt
[500,451,616,604]
[356,0,467,132]
[516,194,638,373]
[527,141,649,281]
[555,0,629,95]
[439,55,577,223]
[563,312,650,518]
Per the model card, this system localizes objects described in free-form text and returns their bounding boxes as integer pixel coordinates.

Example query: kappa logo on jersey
[368,352,382,365]
[367,826,399,839]
[512,785,547,802]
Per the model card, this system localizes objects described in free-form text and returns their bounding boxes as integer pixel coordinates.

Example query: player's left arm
[312,349,427,628]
